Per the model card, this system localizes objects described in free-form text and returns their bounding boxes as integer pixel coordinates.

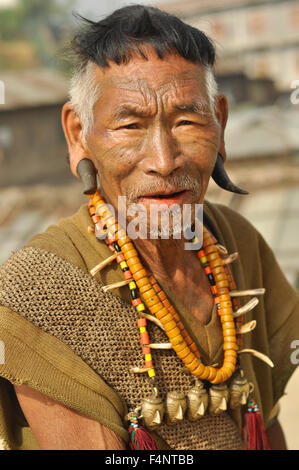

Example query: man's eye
[178,120,193,126]
[120,123,138,129]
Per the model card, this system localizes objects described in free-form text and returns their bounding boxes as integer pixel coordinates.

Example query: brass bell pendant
[165,391,187,425]
[186,379,209,421]
[141,394,165,430]
[229,370,254,410]
[209,383,229,415]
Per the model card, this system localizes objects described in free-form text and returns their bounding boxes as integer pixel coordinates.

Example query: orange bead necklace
[88,190,243,385]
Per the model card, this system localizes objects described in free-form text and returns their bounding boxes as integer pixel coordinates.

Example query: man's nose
[139,126,182,177]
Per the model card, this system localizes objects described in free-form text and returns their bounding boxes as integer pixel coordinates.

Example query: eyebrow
[173,99,210,116]
[111,104,153,121]
[110,98,210,122]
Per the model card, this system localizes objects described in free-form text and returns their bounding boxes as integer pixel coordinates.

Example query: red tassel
[128,418,158,450]
[243,401,270,450]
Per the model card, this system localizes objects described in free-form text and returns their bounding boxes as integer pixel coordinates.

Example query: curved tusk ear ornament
[238,349,274,368]
[212,153,249,195]
[76,158,98,195]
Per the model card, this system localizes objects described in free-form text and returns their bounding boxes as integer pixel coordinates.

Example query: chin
[149,225,185,240]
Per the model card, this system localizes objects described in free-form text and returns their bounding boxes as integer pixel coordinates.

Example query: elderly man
[0,5,298,451]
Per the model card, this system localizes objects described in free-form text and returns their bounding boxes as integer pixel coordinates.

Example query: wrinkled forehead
[93,58,209,104]
[107,71,205,93]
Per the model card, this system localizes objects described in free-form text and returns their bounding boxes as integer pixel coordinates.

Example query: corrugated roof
[0,68,69,111]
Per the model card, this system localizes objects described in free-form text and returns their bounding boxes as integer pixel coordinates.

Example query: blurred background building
[0,0,299,449]
[159,0,299,92]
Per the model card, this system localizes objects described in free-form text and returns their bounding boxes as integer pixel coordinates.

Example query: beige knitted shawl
[0,200,298,450]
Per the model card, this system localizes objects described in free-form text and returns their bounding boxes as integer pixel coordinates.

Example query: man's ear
[215,94,228,163]
[61,102,92,177]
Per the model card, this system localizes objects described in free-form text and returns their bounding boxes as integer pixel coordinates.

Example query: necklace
[87,190,273,449]
[88,190,240,382]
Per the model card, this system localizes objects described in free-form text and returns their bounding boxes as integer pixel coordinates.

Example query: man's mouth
[146,190,186,198]
[138,189,188,205]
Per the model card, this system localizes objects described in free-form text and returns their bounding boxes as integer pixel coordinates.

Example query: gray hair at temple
[68,4,219,140]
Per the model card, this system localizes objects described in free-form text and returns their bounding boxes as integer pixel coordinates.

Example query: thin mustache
[125,175,200,202]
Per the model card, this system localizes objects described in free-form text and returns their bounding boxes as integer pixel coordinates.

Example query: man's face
[79,50,227,232]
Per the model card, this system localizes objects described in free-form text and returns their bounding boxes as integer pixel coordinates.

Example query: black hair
[71,4,215,69]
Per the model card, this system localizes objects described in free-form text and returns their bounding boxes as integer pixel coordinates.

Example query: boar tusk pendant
[233,297,259,318]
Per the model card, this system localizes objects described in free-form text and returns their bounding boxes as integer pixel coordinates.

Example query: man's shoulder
[23,204,92,272]
[0,204,92,314]
[0,202,108,328]
[0,202,112,295]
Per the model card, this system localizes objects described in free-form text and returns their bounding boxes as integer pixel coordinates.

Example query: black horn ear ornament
[212,153,249,195]
[76,158,98,195]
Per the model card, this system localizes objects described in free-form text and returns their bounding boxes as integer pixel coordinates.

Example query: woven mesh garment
[0,246,244,450]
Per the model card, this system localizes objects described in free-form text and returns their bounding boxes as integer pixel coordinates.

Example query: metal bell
[166,391,187,425]
[141,394,165,430]
[186,380,209,421]
[209,383,229,415]
[229,370,254,410]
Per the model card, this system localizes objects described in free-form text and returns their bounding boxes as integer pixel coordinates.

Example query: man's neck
[132,236,192,284]
[132,235,214,326]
